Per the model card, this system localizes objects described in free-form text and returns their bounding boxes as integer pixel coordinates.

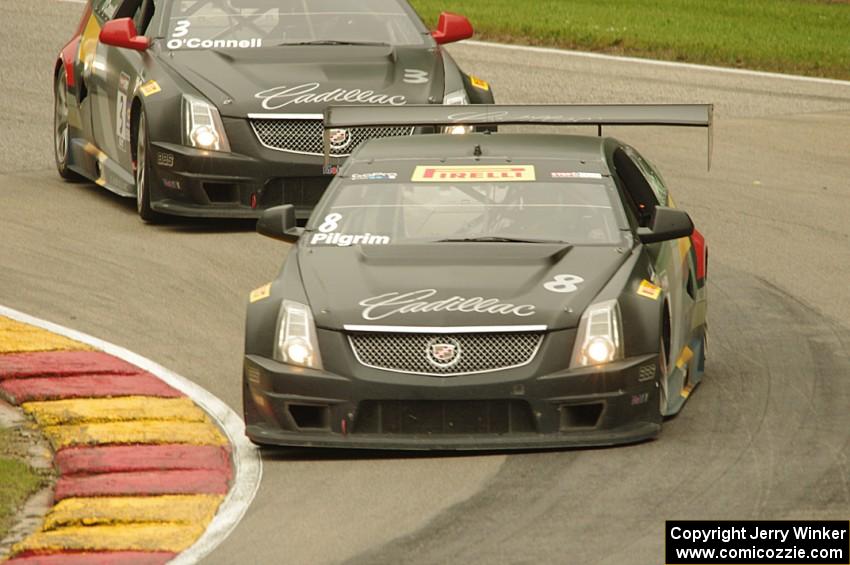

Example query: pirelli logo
[411,165,536,182]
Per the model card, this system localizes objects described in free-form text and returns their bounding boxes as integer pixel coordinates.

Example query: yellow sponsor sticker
[678,236,692,262]
[675,346,694,370]
[637,279,662,300]
[249,283,272,303]
[139,80,162,97]
[412,165,535,183]
[470,75,490,91]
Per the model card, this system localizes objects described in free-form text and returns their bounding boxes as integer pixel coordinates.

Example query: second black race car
[242,104,711,450]
[53,0,493,222]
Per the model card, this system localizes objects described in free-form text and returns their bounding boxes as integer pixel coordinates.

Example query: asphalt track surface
[2,2,850,563]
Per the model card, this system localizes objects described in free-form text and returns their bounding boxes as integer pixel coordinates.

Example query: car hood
[160,45,445,117]
[300,244,630,331]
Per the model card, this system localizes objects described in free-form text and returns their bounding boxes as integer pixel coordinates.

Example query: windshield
[163,0,427,50]
[306,179,625,247]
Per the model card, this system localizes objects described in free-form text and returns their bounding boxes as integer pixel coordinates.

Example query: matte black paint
[58,0,493,218]
[242,130,704,449]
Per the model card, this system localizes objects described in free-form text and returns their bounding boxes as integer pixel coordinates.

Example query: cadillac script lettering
[255,83,407,110]
[359,289,536,321]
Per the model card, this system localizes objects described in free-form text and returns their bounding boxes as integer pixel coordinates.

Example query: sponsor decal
[426,337,462,368]
[403,69,430,84]
[312,213,390,246]
[551,172,603,179]
[470,75,490,91]
[631,393,650,406]
[675,346,694,370]
[311,233,391,247]
[543,274,584,294]
[167,18,263,49]
[115,73,131,150]
[255,83,407,110]
[637,279,662,300]
[323,164,340,175]
[167,37,263,50]
[249,283,272,303]
[139,80,161,97]
[350,172,398,181]
[162,179,181,190]
[359,289,537,321]
[411,165,536,183]
[449,110,569,123]
[156,152,174,168]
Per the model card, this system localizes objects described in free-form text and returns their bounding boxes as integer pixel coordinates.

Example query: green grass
[0,428,45,541]
[412,0,850,80]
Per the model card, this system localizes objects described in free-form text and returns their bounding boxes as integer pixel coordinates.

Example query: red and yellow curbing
[0,317,235,563]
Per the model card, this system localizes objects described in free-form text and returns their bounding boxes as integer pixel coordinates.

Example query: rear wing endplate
[322,103,714,171]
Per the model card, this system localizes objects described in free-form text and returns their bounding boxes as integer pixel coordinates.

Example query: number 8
[319,213,343,233]
[544,274,584,294]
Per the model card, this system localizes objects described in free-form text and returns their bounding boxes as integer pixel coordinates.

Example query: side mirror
[637,206,694,244]
[257,205,301,244]
[99,18,150,51]
[431,12,474,45]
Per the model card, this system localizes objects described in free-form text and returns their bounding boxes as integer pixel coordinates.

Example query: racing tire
[54,71,82,181]
[134,112,164,224]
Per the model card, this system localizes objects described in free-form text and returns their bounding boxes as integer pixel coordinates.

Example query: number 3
[544,274,584,294]
[403,69,429,84]
[172,19,191,38]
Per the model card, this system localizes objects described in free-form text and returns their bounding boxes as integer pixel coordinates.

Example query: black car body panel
[53,0,493,220]
[300,244,630,331]
[243,112,710,450]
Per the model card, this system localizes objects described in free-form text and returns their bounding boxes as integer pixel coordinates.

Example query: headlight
[182,94,231,152]
[570,299,624,368]
[443,89,473,135]
[274,300,323,370]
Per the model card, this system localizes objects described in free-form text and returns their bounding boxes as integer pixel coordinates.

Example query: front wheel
[54,71,82,181]
[134,112,164,223]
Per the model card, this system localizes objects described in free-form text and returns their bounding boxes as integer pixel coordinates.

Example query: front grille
[353,399,536,435]
[249,118,414,156]
[348,331,544,376]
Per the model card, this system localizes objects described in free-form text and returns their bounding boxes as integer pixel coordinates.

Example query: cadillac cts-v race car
[53,0,493,222]
[243,104,711,450]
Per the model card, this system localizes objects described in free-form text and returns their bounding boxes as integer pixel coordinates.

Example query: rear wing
[322,103,714,171]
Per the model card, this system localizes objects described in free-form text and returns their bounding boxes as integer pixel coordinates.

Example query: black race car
[53,0,493,222]
[243,104,711,450]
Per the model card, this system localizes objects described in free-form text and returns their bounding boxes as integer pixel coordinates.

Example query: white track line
[0,304,262,565]
[462,40,850,88]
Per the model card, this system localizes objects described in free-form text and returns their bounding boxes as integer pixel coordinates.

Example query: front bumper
[243,341,663,451]
[148,117,342,219]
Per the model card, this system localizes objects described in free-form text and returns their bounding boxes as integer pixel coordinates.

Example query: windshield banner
[411,165,536,183]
